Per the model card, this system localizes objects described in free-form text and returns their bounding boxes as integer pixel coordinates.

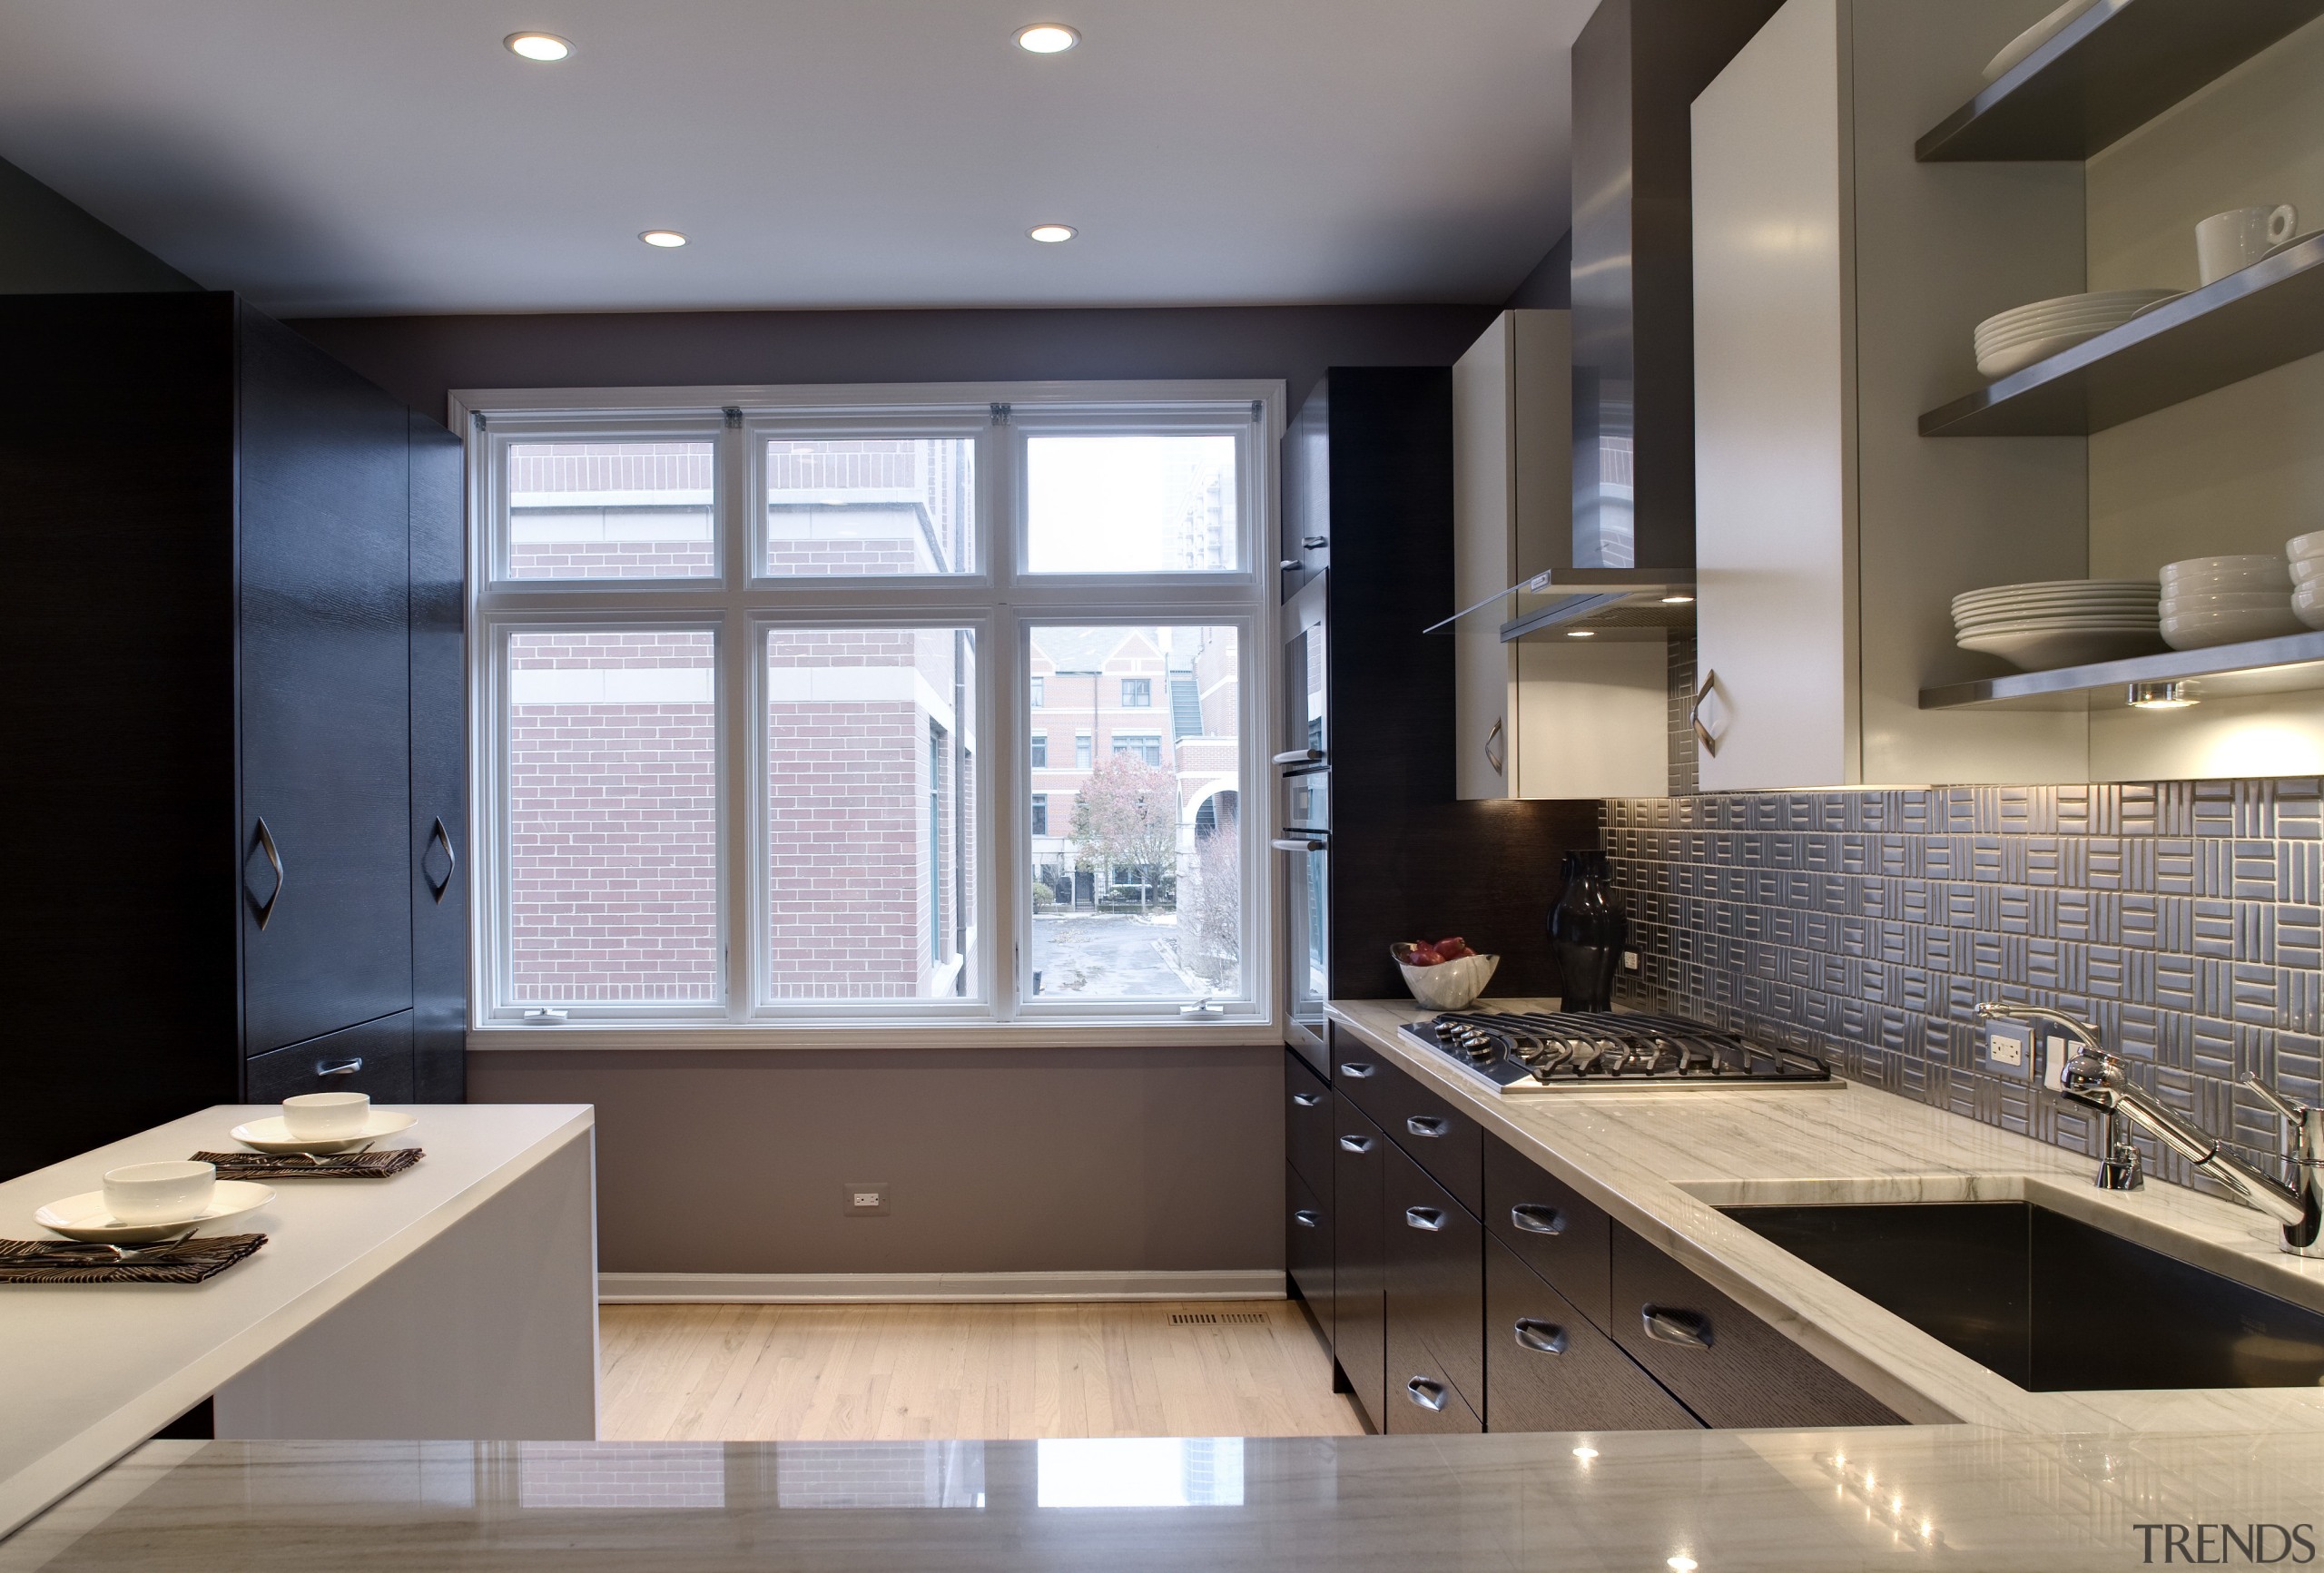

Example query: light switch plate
[1982,1018,2033,1079]
[844,1182,890,1216]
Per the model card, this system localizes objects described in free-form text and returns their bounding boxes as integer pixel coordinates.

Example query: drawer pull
[1513,1319,1569,1356]
[1338,1135,1375,1154]
[1293,1209,1322,1228]
[316,1058,363,1077]
[1404,1377,1450,1412]
[1511,1204,1567,1235]
[1291,1092,1323,1107]
[1338,1061,1376,1079]
[1405,1116,1449,1138]
[1641,1304,1715,1350]
[1403,1206,1447,1233]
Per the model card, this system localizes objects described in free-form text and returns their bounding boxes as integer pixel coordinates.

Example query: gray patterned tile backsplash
[1604,780,2324,1200]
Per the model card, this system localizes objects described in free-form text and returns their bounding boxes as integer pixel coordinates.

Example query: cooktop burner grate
[1398,1009,1835,1093]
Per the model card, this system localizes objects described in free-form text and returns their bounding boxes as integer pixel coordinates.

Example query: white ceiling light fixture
[1014,23,1080,53]
[1028,223,1078,243]
[639,230,688,248]
[503,32,572,62]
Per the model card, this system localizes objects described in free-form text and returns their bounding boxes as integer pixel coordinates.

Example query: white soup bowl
[103,1161,216,1225]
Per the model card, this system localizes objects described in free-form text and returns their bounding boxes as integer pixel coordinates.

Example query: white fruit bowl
[1392,949,1500,1010]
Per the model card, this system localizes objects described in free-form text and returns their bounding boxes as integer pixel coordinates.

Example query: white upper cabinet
[1691,0,2093,788]
[1453,310,1668,801]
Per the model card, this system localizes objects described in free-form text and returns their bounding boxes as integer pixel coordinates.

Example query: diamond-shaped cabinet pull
[422,817,457,901]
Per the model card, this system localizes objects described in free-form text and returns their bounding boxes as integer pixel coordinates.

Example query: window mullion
[722,422,753,1019]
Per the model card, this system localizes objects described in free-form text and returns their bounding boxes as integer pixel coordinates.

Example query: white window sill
[468,1018,1284,1051]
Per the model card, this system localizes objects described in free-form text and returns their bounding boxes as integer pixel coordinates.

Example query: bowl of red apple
[1390,937,1499,1010]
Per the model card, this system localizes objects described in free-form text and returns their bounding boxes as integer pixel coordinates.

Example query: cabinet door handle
[1403,1206,1446,1233]
[1511,1204,1567,1235]
[1302,536,1329,550]
[1641,1304,1715,1350]
[1278,558,1300,571]
[1291,1091,1322,1107]
[1513,1319,1568,1356]
[1272,838,1327,853]
[316,1057,363,1077]
[1293,1209,1321,1228]
[1405,1116,1449,1139]
[1483,716,1505,776]
[1337,1135,1374,1154]
[248,817,285,929]
[1403,1377,1450,1412]
[1690,669,1722,758]
[1338,1061,1376,1079]
[424,816,457,901]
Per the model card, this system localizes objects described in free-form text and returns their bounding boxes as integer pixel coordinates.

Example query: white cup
[2196,204,2298,285]
[281,1091,371,1139]
[103,1161,216,1225]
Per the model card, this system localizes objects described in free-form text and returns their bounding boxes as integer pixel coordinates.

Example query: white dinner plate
[1978,330,2119,379]
[34,1181,277,1244]
[1952,595,2159,616]
[1982,0,2097,82]
[1958,626,2167,669]
[230,1109,419,1155]
[1974,308,2163,349]
[1974,290,2179,336]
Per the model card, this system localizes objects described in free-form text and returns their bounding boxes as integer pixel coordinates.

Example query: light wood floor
[599,1300,1366,1441]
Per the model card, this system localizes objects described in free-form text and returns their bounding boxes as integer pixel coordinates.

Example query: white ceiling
[0,1,1589,317]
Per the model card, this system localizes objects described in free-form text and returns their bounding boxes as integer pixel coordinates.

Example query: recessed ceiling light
[1015,23,1080,53]
[505,32,572,62]
[639,230,688,248]
[1571,1446,1599,1460]
[1029,223,1077,243]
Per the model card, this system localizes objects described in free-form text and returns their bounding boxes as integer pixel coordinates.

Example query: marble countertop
[0,1105,595,1541]
[1327,998,2324,1434]
[7,1429,2323,1572]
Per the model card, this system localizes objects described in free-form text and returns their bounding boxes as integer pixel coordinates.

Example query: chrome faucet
[1975,1001,2324,1258]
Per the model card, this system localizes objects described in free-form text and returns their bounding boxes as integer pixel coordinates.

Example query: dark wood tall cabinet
[0,292,467,1180]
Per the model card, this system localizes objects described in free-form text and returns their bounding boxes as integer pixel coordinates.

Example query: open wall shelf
[1919,233,2324,436]
[1916,0,2324,162]
[1920,629,2324,710]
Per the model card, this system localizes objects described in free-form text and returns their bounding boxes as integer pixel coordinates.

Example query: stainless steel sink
[1720,1201,2324,1391]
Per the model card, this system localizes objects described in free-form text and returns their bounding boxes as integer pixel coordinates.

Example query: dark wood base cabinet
[1486,1235,1700,1431]
[1382,1141,1484,1433]
[1330,1090,1388,1430]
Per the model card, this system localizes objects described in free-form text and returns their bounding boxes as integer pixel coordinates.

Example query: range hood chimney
[1570,0,1783,570]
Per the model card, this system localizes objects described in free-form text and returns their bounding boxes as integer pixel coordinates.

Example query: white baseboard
[598,1269,1286,1304]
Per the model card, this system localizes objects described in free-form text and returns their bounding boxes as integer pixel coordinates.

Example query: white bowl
[2159,589,2295,613]
[2161,607,2308,649]
[2162,555,2293,585]
[2294,582,2324,630]
[2291,556,2324,584]
[102,1161,215,1225]
[231,1108,418,1155]
[1983,0,2098,82]
[283,1092,371,1140]
[1957,626,2167,669]
[36,1181,275,1244]
[1393,950,1500,1010]
[2287,530,2324,560]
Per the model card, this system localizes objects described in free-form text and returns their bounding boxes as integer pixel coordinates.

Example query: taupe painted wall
[473,1046,1283,1274]
[0,155,194,293]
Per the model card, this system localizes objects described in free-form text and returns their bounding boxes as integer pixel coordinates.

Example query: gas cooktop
[1398,1009,1837,1094]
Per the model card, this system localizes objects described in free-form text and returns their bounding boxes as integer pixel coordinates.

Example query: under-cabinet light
[2128,680,2196,709]
[1029,223,1078,243]
[639,230,689,248]
[1566,629,1596,638]
[1015,23,1080,52]
[1660,594,1696,604]
[505,32,572,61]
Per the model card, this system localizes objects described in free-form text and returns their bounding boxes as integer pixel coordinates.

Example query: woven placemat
[0,1234,266,1284]
[192,1148,423,1180]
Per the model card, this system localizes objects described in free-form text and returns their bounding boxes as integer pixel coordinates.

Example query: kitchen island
[0,1105,597,1541]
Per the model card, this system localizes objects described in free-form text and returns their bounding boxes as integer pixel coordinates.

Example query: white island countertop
[0,1104,594,1540]
[1327,998,2324,1435]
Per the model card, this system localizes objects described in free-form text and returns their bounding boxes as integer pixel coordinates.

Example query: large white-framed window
[457,380,1281,1041]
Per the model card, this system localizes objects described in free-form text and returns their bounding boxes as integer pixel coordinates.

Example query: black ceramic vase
[1550,850,1628,1013]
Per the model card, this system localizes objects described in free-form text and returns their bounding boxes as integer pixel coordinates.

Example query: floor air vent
[1169,1312,1268,1325]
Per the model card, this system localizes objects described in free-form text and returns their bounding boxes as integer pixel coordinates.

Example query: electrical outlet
[1982,1018,2033,1079]
[1622,951,1640,971]
[844,1183,889,1216]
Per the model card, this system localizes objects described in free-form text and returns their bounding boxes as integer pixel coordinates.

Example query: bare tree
[1068,753,1178,911]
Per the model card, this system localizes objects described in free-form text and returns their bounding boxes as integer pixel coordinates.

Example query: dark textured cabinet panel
[1285,1161,1332,1350]
[408,411,467,1103]
[1383,1140,1483,1425]
[1331,1051,1482,1217]
[1331,1090,1387,1431]
[1285,1051,1332,1194]
[1484,1133,1611,1332]
[238,309,413,1055]
[1608,1223,1905,1429]
[0,294,243,1178]
[244,1010,416,1104]
[1384,1344,1484,1434]
[1485,1235,1701,1432]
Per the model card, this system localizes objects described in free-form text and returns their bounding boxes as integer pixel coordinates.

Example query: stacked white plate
[2290,532,2324,630]
[2163,555,2303,649]
[1974,290,2181,379]
[1953,580,2163,670]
